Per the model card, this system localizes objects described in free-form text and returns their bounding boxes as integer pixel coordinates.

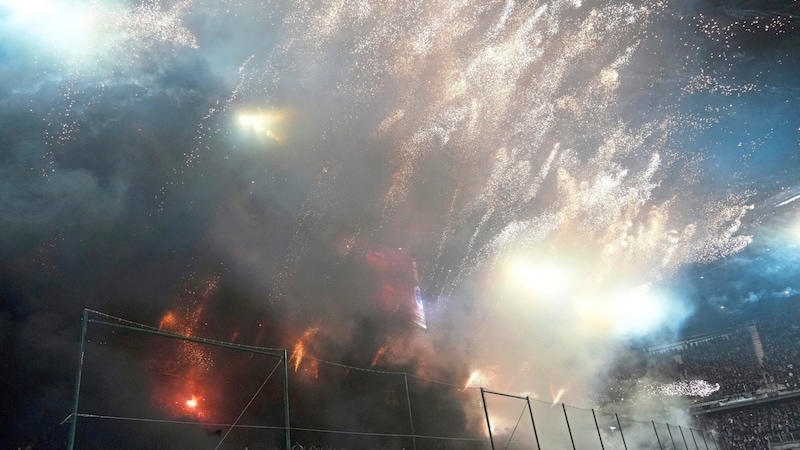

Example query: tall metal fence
[65,309,719,450]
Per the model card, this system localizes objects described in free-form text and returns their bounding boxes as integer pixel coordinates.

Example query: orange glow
[292,343,305,371]
[158,312,177,330]
[290,327,318,372]
[150,275,221,422]
[371,345,387,367]
[463,370,490,392]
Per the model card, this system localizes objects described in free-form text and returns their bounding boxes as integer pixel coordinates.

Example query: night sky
[1,0,799,447]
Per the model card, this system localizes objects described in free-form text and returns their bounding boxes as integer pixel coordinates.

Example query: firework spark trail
[271,165,343,305]
[239,0,756,305]
[13,0,203,172]
[643,380,721,398]
[421,186,460,287]
[550,385,568,406]
[158,274,220,369]
[463,369,492,392]
[291,327,319,371]
[30,0,754,303]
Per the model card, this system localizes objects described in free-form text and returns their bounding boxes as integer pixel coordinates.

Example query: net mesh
[70,311,717,450]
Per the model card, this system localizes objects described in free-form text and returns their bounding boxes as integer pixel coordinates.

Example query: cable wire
[214,359,282,450]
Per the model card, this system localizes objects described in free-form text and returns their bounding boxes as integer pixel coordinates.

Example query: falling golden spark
[290,327,319,372]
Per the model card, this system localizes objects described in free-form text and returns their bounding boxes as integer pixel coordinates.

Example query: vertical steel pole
[283,349,291,450]
[562,403,577,450]
[679,425,689,450]
[480,388,495,450]
[592,409,605,450]
[700,429,710,450]
[689,428,699,449]
[404,374,417,450]
[667,423,677,450]
[616,414,629,450]
[652,421,664,450]
[67,309,89,450]
[525,397,541,450]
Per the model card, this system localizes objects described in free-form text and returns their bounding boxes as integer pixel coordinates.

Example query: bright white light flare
[508,261,571,297]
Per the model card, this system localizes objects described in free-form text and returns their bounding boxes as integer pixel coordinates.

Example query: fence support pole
[283,349,291,450]
[690,428,700,449]
[652,421,664,450]
[616,413,629,450]
[525,397,541,450]
[700,429,710,450]
[480,388,495,450]
[593,409,605,450]
[562,403,577,450]
[679,425,689,450]
[667,423,677,449]
[67,309,89,450]
[404,374,417,450]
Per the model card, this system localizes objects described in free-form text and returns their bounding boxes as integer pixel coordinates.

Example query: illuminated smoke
[463,369,492,392]
[9,0,794,443]
[158,275,220,369]
[551,385,568,406]
[370,345,387,367]
[291,327,319,372]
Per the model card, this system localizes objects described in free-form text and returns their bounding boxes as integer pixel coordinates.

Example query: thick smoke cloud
[1,0,798,448]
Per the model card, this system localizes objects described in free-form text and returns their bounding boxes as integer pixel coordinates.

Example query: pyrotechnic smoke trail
[232,0,760,309]
[290,327,319,371]
[463,369,492,392]
[551,385,568,406]
[22,0,763,299]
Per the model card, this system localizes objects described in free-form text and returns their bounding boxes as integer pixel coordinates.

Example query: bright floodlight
[610,286,666,336]
[237,111,285,142]
[509,261,569,296]
[1,0,93,57]
[238,113,270,132]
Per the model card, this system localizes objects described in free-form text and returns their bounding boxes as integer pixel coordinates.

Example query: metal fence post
[481,388,495,450]
[67,309,89,450]
[652,421,663,450]
[404,374,417,450]
[525,397,541,450]
[616,414,629,450]
[562,403,577,450]
[593,409,606,450]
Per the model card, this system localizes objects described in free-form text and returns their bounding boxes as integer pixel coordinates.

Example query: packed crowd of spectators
[637,298,800,448]
[754,301,800,391]
[649,329,764,399]
[699,397,800,450]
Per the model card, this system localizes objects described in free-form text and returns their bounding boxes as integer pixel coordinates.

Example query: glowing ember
[186,397,197,408]
[158,312,177,330]
[371,345,387,367]
[291,327,319,372]
[550,385,568,406]
[463,370,490,391]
